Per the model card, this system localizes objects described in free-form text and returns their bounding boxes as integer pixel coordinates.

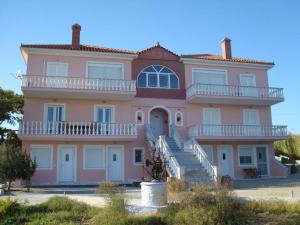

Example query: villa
[18,24,288,185]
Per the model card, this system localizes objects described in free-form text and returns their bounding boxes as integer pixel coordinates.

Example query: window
[175,111,183,126]
[135,110,144,125]
[138,65,179,89]
[83,145,105,169]
[44,104,65,134]
[133,148,144,165]
[94,106,114,123]
[239,146,254,165]
[30,145,52,169]
[47,62,68,77]
[87,62,123,79]
[193,69,227,85]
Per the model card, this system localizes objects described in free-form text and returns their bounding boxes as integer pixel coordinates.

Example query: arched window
[135,110,144,125]
[175,111,183,126]
[138,65,179,89]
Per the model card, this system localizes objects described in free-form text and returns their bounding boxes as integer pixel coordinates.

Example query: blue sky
[1,0,299,133]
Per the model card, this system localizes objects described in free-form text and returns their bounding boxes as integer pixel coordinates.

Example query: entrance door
[59,146,75,182]
[107,146,124,181]
[217,145,234,177]
[240,74,257,96]
[150,111,163,138]
[256,147,268,175]
[203,108,221,136]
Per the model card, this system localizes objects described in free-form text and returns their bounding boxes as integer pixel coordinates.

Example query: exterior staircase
[164,137,214,186]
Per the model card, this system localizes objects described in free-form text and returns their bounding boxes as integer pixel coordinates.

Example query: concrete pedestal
[141,181,167,207]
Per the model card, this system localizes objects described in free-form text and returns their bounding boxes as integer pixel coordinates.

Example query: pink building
[19,24,288,185]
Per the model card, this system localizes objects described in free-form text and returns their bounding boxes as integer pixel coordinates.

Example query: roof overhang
[20,46,139,64]
[180,57,274,70]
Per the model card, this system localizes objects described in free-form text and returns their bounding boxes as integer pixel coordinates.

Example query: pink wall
[27,54,133,80]
[184,64,269,88]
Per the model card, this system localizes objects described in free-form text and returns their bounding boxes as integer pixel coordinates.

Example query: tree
[274,133,300,160]
[0,144,36,192]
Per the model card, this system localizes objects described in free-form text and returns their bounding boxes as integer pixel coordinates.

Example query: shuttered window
[30,145,52,169]
[87,63,123,79]
[84,145,105,169]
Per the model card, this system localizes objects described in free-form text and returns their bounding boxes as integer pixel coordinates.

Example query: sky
[0,0,299,133]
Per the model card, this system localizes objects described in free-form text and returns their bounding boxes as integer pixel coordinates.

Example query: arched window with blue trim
[138,65,179,89]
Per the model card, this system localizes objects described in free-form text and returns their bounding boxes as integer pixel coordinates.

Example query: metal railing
[188,124,287,138]
[187,83,284,99]
[22,75,136,92]
[19,121,137,136]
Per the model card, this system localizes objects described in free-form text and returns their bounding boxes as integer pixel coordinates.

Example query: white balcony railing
[22,75,136,92]
[188,124,287,138]
[187,83,284,99]
[19,121,137,136]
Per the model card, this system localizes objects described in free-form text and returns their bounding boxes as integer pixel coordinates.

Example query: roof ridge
[138,43,179,57]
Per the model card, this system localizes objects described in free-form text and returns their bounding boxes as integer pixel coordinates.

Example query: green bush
[167,178,187,193]
[0,198,18,219]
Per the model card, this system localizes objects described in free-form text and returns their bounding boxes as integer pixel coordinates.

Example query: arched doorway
[148,106,170,138]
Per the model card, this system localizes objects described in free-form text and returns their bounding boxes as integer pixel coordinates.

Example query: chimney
[221,37,232,59]
[72,24,81,48]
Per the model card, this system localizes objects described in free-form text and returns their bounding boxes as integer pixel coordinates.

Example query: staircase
[164,136,214,186]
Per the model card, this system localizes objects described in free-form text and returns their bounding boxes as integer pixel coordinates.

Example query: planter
[141,181,167,207]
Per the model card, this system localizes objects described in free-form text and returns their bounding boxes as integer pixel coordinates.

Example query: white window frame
[46,62,68,77]
[238,145,256,167]
[175,111,183,126]
[43,103,66,122]
[135,110,144,125]
[137,65,180,89]
[30,144,53,170]
[83,145,105,170]
[203,108,221,125]
[192,68,228,85]
[93,105,115,123]
[243,109,260,125]
[133,147,144,165]
[86,61,124,79]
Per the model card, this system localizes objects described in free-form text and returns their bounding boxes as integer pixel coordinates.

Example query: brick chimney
[72,24,81,48]
[221,37,232,59]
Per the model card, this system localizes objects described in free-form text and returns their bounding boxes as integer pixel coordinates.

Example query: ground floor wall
[22,138,151,185]
[199,141,288,179]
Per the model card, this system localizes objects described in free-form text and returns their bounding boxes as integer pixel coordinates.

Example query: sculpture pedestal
[141,181,167,207]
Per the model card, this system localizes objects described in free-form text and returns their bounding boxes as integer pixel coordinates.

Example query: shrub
[244,200,300,214]
[0,198,18,219]
[167,178,187,193]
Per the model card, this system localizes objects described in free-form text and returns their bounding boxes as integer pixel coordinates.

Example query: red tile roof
[180,54,274,65]
[20,44,137,55]
[138,42,179,57]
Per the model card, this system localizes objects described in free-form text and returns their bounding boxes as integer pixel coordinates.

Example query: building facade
[19,24,288,185]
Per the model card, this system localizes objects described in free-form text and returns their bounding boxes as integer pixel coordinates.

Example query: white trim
[135,110,144,125]
[46,62,68,77]
[239,73,256,86]
[43,103,66,122]
[174,111,183,126]
[85,61,124,79]
[106,145,125,182]
[57,144,77,183]
[21,47,138,64]
[180,57,274,70]
[93,105,116,123]
[147,105,172,126]
[192,67,228,85]
[83,145,105,170]
[30,144,53,170]
[133,147,145,165]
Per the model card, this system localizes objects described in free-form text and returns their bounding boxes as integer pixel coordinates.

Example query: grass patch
[0,186,300,225]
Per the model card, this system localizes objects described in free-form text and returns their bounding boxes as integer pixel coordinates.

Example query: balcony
[186,83,284,105]
[21,75,136,100]
[188,124,287,141]
[19,121,138,141]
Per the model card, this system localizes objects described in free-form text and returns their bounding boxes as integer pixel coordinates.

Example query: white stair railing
[158,136,183,179]
[191,139,218,182]
[145,124,156,150]
[169,124,184,150]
